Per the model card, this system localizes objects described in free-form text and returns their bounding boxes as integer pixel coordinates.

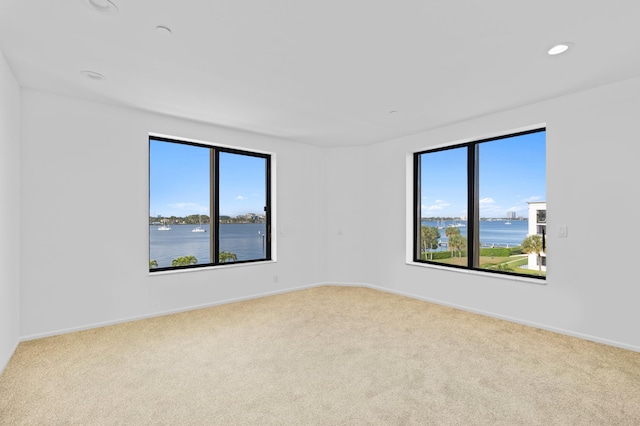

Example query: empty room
[1,1,639,424]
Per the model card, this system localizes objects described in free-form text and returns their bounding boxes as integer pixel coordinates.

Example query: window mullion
[265,156,272,260]
[414,153,421,261]
[210,148,218,265]
[468,144,480,268]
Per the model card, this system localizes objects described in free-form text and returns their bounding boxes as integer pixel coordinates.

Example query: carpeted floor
[1,285,639,425]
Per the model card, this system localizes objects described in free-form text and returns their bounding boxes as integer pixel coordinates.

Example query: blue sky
[420,130,546,218]
[149,140,266,218]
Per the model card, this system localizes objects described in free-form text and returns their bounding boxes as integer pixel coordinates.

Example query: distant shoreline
[150,221,265,226]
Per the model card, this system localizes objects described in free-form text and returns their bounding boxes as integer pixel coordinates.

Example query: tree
[521,234,544,276]
[149,260,158,269]
[421,226,440,260]
[218,251,238,263]
[445,226,461,257]
[171,255,198,267]
[449,234,466,264]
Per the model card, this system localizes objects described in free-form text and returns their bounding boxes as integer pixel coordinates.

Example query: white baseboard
[324,281,371,287]
[365,283,640,354]
[20,282,327,342]
[19,281,640,354]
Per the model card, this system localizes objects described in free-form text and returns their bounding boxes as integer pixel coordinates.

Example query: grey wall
[0,50,21,372]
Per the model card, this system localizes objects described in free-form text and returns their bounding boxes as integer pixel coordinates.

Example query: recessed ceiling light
[85,0,119,16]
[156,25,172,35]
[80,70,106,82]
[548,42,574,56]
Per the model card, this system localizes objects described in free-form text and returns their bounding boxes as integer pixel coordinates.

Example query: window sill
[406,261,547,285]
[149,259,277,276]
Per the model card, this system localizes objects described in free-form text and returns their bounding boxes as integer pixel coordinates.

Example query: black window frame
[413,127,546,281]
[149,135,272,272]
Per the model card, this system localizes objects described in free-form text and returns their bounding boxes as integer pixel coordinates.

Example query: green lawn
[429,254,546,277]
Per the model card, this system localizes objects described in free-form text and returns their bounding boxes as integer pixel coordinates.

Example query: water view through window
[149,137,271,271]
[415,128,546,279]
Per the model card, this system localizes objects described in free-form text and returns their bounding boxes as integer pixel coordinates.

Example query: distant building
[527,202,547,272]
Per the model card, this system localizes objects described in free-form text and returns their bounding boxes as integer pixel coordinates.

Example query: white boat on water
[158,218,171,231]
[192,216,206,232]
[505,221,512,225]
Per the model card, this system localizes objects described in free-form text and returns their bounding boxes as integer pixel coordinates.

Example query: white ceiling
[2,0,640,147]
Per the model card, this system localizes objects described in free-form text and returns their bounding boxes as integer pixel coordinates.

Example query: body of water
[150,223,267,268]
[421,219,528,251]
[151,220,528,267]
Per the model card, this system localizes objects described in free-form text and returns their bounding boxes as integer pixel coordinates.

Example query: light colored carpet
[1,285,639,425]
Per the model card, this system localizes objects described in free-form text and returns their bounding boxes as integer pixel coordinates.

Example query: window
[413,128,546,280]
[149,136,272,272]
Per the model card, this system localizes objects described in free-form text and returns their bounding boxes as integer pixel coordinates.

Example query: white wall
[0,50,21,371]
[19,89,327,339]
[343,76,639,351]
[14,72,640,352]
[324,147,369,285]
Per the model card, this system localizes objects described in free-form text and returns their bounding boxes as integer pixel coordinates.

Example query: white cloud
[168,202,208,214]
[479,197,494,205]
[235,195,248,200]
[422,200,450,215]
